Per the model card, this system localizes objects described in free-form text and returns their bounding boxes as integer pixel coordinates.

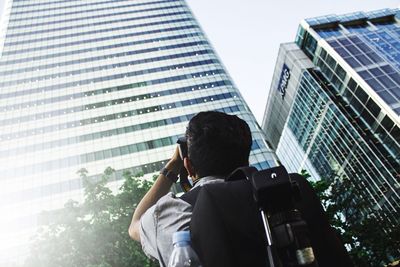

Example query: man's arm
[129,146,183,241]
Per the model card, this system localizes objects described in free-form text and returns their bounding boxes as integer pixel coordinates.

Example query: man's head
[184,111,252,178]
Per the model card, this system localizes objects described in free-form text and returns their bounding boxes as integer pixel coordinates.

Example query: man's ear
[183,157,196,178]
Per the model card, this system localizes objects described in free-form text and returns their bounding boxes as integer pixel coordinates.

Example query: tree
[24,167,159,267]
[301,170,400,266]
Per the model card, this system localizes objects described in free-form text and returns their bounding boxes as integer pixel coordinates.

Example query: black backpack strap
[181,166,257,206]
[180,186,202,207]
[227,166,258,181]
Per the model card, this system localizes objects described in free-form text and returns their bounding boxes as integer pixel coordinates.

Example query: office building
[0,0,276,263]
[262,9,399,225]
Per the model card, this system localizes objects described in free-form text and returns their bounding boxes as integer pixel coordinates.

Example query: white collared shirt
[139,175,223,267]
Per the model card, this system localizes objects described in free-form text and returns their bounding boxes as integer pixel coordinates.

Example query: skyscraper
[263,9,399,226]
[0,0,276,263]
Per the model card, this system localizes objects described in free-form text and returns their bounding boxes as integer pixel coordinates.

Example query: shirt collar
[192,175,225,188]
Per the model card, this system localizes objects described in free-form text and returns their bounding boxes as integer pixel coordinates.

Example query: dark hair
[185,111,252,178]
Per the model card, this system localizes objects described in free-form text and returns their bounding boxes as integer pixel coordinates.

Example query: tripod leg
[261,210,273,246]
[261,210,282,267]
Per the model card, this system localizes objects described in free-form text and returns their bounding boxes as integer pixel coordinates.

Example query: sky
[1,0,400,123]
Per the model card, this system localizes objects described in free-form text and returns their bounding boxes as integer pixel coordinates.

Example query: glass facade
[263,8,399,232]
[0,0,276,264]
[300,8,400,114]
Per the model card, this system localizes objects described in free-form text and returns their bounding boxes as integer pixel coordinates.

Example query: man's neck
[192,175,225,188]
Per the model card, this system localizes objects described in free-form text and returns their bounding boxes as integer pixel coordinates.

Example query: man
[128,111,252,266]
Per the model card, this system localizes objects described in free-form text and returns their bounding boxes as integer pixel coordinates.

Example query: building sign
[277,64,291,99]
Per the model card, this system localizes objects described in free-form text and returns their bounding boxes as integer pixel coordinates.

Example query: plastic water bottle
[167,231,202,267]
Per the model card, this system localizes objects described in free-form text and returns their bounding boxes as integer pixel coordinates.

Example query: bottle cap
[172,231,190,244]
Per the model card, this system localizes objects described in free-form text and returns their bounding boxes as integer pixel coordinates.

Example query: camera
[176,137,192,192]
[177,136,188,160]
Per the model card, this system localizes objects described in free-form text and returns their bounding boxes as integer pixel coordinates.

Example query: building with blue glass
[0,0,276,263]
[262,9,399,227]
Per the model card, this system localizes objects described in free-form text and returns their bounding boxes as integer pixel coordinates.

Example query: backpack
[180,166,353,267]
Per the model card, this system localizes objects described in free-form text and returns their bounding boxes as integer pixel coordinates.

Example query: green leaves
[301,170,400,266]
[25,168,158,267]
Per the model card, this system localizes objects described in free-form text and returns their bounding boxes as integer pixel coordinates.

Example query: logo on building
[277,64,291,98]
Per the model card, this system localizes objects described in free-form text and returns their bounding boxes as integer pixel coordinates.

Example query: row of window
[3,130,264,181]
[1,114,185,157]
[361,76,400,107]
[0,89,235,141]
[305,14,338,27]
[0,59,218,99]
[329,36,384,69]
[288,71,327,151]
[325,36,400,112]
[0,70,227,112]
[308,67,400,178]
[315,20,399,40]
[2,159,169,205]
[1,30,201,64]
[328,25,400,66]
[312,63,399,161]
[2,110,266,204]
[0,105,240,157]
[313,106,398,216]
[346,23,371,34]
[276,17,397,216]
[317,45,397,128]
[4,157,272,207]
[8,1,182,30]
[13,0,80,5]
[1,39,205,75]
[2,101,252,178]
[325,29,400,106]
[311,23,400,89]
[364,28,400,73]
[316,48,346,93]
[11,0,162,15]
[1,46,212,87]
[338,78,400,169]
[344,79,381,119]
[7,10,188,39]
[3,134,182,178]
[319,110,355,166]
[315,27,342,39]
[9,1,181,22]
[358,65,400,88]
[5,16,192,46]
[345,99,400,160]
[13,0,124,6]
[341,163,398,219]
[290,70,399,221]
[5,33,194,64]
[0,78,227,127]
[302,31,318,59]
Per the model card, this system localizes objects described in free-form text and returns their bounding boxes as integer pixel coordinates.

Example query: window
[381,115,394,132]
[377,91,396,105]
[365,99,381,117]
[354,87,368,103]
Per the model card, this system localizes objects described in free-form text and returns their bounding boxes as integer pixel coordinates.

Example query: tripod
[230,166,318,267]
